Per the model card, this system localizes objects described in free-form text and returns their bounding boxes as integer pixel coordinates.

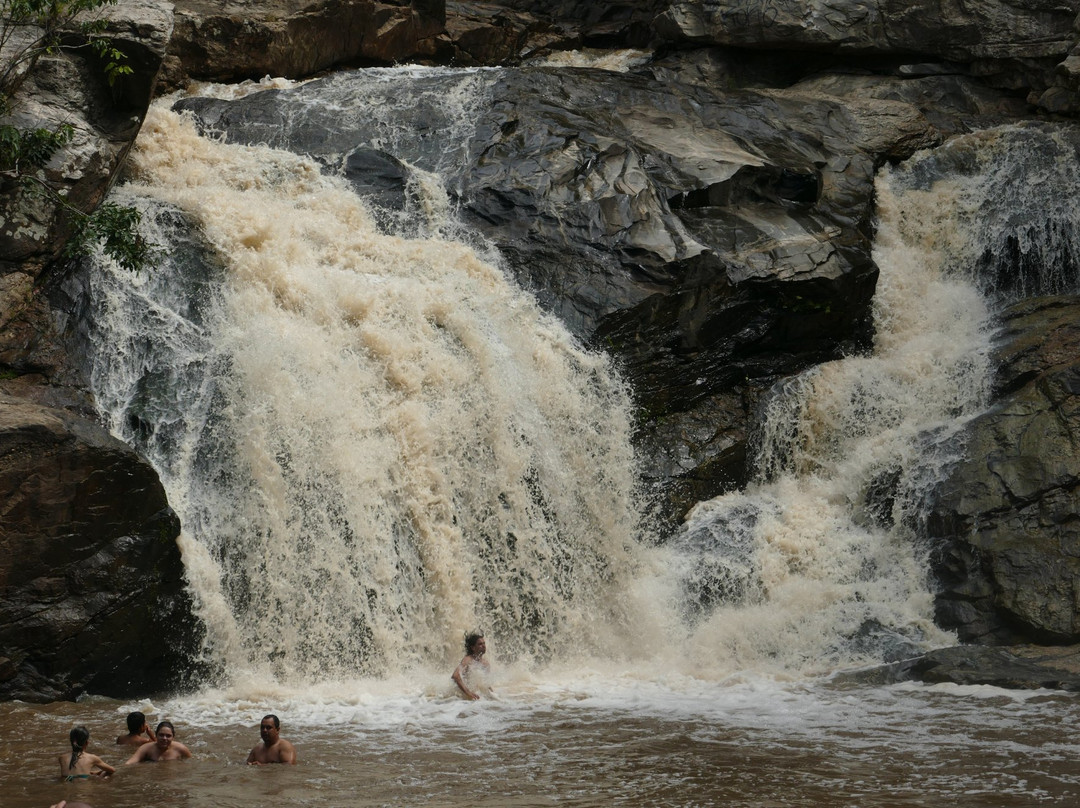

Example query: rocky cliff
[2,0,1080,698]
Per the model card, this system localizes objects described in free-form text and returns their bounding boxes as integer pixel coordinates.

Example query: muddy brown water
[4,675,1079,808]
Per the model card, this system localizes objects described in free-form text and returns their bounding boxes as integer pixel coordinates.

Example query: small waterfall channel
[83,67,1080,688]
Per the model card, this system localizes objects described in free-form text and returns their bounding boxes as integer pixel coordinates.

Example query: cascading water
[87,96,651,685]
[84,64,1080,691]
[670,122,1080,675]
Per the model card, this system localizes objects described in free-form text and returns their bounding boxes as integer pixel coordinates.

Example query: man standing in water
[247,714,297,764]
[125,721,193,763]
[452,631,492,700]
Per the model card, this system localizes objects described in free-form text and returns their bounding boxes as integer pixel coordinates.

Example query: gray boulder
[928,296,1080,644]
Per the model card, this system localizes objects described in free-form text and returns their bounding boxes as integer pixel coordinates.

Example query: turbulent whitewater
[88,101,650,683]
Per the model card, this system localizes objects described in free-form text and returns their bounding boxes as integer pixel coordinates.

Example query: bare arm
[174,742,193,759]
[452,657,480,700]
[90,754,116,776]
[279,741,297,765]
[126,743,151,764]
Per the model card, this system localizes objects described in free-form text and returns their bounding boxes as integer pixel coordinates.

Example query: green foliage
[1,0,123,97]
[0,120,72,171]
[66,201,153,273]
[1,0,152,271]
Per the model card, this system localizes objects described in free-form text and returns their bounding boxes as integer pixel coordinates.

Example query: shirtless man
[451,631,492,701]
[125,721,192,763]
[247,714,297,765]
[116,711,155,747]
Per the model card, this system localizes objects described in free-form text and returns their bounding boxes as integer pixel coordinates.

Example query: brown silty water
[6,679,1080,808]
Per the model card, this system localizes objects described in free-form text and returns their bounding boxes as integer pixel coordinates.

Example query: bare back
[58,751,115,779]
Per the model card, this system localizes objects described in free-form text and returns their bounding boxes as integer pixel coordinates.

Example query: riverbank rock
[0,395,198,701]
[927,295,1080,645]
[905,644,1080,690]
[0,2,197,701]
[0,0,172,384]
[843,643,1080,691]
[159,0,446,88]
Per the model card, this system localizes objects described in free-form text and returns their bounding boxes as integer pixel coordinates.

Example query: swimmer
[116,711,155,746]
[451,630,492,701]
[125,721,192,763]
[246,714,297,765]
[58,726,116,781]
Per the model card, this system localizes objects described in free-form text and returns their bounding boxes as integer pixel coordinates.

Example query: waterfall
[85,66,1079,689]
[87,101,650,684]
[670,122,1080,675]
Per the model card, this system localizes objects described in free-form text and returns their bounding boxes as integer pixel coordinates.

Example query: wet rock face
[656,0,1076,61]
[0,0,171,380]
[927,296,1080,645]
[0,396,199,701]
[174,64,942,524]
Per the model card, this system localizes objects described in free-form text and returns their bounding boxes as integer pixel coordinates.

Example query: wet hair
[464,631,485,655]
[126,711,146,734]
[262,714,280,729]
[156,720,175,736]
[69,726,90,771]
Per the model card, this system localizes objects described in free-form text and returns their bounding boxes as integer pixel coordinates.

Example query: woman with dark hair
[451,631,492,700]
[125,721,193,763]
[57,727,116,781]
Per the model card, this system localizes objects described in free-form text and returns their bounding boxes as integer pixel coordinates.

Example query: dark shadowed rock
[0,395,199,701]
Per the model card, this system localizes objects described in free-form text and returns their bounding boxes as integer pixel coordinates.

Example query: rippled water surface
[6,675,1079,808]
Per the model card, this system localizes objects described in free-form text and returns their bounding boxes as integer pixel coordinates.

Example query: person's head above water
[260,714,281,744]
[155,721,175,749]
[126,712,146,734]
[464,631,485,657]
